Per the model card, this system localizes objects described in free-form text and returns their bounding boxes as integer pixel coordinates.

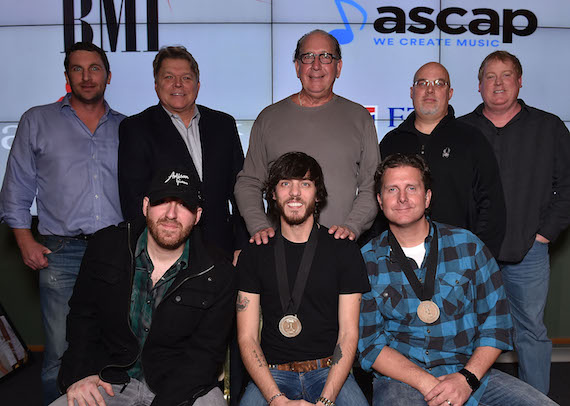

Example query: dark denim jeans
[39,235,88,405]
[500,240,552,394]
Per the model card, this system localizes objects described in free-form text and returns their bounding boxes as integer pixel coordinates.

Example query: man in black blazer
[119,46,248,261]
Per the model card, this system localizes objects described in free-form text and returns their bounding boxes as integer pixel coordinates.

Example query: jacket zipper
[99,222,138,381]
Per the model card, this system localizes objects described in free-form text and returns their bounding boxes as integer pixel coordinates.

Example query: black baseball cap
[146,168,202,210]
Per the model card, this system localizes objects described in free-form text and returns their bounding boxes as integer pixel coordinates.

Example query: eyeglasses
[413,79,449,89]
[298,52,340,64]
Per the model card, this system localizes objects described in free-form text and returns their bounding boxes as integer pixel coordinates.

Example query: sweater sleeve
[234,116,272,236]
[342,116,380,238]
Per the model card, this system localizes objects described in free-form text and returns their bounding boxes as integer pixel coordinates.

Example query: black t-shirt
[237,225,371,364]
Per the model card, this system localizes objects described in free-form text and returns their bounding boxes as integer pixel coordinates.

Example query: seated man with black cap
[51,168,235,406]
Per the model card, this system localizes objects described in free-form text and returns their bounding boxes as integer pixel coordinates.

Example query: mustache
[157,218,182,228]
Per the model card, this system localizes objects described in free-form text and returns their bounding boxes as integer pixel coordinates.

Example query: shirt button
[425,350,429,355]
[146,300,151,305]
[144,327,149,332]
[207,277,213,282]
[95,194,99,199]
[96,215,100,220]
[202,300,208,306]
[382,292,388,298]
[427,329,430,334]
[456,280,459,284]
[175,295,181,302]
[419,278,423,282]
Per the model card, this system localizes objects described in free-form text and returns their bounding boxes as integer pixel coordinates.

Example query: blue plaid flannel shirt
[359,221,513,405]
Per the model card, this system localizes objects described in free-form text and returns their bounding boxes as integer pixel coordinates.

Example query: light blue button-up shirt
[0,93,125,236]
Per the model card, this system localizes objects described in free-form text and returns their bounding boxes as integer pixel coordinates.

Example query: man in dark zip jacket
[370,62,505,258]
[52,167,235,406]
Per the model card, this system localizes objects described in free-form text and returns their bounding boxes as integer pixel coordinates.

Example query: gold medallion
[417,300,440,324]
[278,315,302,338]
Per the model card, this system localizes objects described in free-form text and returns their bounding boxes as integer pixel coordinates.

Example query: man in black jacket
[376,62,505,258]
[51,168,235,406]
[118,45,248,263]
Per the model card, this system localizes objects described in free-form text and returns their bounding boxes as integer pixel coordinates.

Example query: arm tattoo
[252,349,267,367]
[331,344,343,365]
[236,293,250,312]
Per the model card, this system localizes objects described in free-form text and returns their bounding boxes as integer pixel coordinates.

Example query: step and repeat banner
[1,0,569,211]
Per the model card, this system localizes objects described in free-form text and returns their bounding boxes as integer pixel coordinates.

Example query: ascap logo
[62,0,159,52]
[165,172,189,186]
[329,2,538,45]
[374,6,537,44]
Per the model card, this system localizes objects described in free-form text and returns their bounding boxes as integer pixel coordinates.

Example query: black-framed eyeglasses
[413,79,449,89]
[298,52,340,64]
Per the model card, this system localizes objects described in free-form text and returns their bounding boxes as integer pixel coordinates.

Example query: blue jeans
[372,369,557,406]
[500,240,552,395]
[240,368,368,405]
[49,379,226,406]
[39,236,88,406]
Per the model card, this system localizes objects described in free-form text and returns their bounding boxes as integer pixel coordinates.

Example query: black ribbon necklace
[273,224,319,337]
[388,224,438,301]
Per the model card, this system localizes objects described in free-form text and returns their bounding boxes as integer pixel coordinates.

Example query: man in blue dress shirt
[0,42,124,405]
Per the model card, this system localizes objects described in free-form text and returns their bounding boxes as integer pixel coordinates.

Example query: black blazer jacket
[118,103,248,256]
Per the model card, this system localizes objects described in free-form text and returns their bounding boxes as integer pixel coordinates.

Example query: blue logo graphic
[329,0,367,45]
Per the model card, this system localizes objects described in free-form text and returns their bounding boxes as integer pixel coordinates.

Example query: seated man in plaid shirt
[358,153,556,406]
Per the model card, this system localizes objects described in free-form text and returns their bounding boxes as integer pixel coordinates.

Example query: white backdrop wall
[1,0,569,207]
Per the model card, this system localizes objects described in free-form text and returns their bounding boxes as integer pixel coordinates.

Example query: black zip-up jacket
[378,106,506,258]
[460,100,570,262]
[58,217,236,405]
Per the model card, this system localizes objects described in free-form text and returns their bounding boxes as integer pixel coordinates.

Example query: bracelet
[267,392,284,405]
[317,396,336,406]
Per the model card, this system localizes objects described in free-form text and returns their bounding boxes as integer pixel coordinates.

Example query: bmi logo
[62,0,159,52]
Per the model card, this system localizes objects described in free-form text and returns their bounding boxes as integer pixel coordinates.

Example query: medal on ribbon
[274,225,319,338]
[388,224,440,324]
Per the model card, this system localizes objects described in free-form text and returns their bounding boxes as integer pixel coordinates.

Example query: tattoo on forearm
[236,293,250,312]
[331,344,343,365]
[252,349,267,367]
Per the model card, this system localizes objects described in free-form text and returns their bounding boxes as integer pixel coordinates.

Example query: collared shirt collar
[387,217,434,262]
[161,104,200,127]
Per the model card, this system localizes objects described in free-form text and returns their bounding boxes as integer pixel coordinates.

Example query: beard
[276,197,316,226]
[147,216,192,250]
[416,102,441,116]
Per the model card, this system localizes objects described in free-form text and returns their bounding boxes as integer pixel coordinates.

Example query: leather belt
[71,234,93,241]
[42,234,93,241]
[268,356,332,372]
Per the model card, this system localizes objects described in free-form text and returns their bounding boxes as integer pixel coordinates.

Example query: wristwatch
[458,368,481,392]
